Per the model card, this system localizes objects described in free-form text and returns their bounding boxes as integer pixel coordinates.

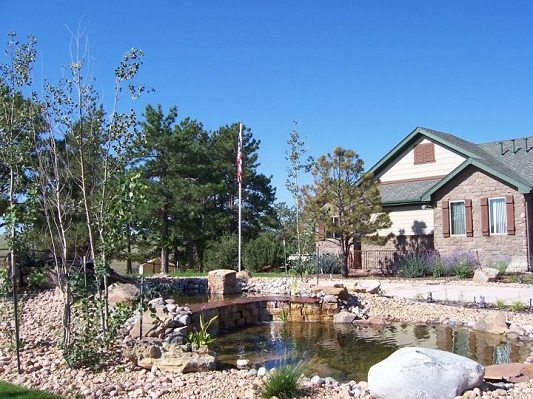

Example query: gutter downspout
[526,195,532,272]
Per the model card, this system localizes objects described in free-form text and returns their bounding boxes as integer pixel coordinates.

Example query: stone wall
[190,297,337,334]
[433,166,529,272]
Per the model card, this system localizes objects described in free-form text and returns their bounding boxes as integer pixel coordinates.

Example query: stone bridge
[189,296,341,333]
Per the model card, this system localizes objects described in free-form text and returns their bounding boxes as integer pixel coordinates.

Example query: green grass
[254,272,289,278]
[260,359,309,399]
[169,270,208,277]
[0,380,64,399]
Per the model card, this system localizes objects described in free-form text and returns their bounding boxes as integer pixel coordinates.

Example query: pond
[211,321,533,382]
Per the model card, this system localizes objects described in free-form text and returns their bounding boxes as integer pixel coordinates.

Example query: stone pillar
[207,269,241,295]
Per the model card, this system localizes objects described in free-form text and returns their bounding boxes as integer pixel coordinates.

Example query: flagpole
[238,122,243,272]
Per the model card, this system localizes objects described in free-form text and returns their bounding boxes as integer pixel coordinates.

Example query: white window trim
[327,216,340,239]
[489,197,507,235]
[449,200,466,236]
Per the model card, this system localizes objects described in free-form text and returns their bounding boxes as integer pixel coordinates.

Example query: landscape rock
[473,268,500,283]
[333,310,356,324]
[354,279,381,294]
[311,285,348,300]
[108,283,140,307]
[236,270,252,280]
[368,347,485,399]
[473,311,508,335]
[484,363,532,381]
[127,339,217,373]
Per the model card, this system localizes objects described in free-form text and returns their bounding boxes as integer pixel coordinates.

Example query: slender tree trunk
[161,204,170,273]
[126,230,133,274]
[188,236,195,270]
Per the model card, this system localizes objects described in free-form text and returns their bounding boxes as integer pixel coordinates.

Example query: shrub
[243,231,284,272]
[310,254,342,275]
[396,252,438,278]
[441,250,479,279]
[495,299,506,309]
[64,291,134,370]
[261,358,309,399]
[489,255,511,275]
[510,300,525,312]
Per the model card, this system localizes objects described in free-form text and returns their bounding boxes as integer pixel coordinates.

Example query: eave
[420,159,533,202]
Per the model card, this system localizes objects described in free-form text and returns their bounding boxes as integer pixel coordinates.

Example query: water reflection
[211,322,533,382]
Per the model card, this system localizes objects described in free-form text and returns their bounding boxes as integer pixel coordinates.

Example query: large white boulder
[368,347,484,399]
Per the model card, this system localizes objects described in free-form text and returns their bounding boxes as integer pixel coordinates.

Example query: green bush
[489,255,511,275]
[63,294,133,371]
[310,254,342,275]
[396,252,437,278]
[452,264,472,279]
[261,358,309,399]
[442,250,479,279]
[243,231,283,272]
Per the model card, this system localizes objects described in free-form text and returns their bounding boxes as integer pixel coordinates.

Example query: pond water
[211,321,533,383]
[175,294,533,382]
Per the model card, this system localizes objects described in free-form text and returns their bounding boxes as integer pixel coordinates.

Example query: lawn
[0,380,64,399]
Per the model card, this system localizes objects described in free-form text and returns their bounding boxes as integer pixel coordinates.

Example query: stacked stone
[127,297,193,341]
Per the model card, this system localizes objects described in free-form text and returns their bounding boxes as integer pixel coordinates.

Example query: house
[358,126,533,272]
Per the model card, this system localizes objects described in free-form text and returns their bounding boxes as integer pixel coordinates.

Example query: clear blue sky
[2,1,533,204]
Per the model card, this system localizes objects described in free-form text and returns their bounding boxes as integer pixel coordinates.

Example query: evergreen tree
[304,147,391,277]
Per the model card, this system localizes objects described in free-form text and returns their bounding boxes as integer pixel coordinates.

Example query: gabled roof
[369,127,533,205]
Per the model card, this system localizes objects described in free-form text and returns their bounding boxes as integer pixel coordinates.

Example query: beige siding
[379,138,465,182]
[378,208,434,236]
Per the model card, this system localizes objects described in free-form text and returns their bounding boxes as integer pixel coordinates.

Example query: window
[326,216,340,239]
[414,142,435,164]
[489,197,506,235]
[442,199,472,238]
[450,201,465,235]
[481,196,515,236]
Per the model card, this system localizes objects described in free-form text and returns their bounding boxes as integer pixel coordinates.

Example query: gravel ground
[2,277,533,398]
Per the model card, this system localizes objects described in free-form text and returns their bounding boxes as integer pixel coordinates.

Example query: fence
[347,249,440,275]
[347,250,398,275]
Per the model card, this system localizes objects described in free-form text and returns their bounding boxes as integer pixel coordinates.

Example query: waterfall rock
[473,311,508,335]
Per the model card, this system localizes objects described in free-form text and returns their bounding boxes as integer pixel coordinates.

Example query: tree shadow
[393,221,434,254]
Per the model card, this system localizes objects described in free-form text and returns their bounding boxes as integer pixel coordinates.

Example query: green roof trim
[420,159,532,201]
[370,126,533,201]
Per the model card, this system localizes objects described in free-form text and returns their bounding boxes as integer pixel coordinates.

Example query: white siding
[378,208,434,236]
[379,139,465,182]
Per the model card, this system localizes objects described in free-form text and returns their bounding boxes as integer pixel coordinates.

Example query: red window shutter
[481,197,489,236]
[465,199,473,237]
[442,200,450,237]
[424,143,435,162]
[506,195,515,235]
[414,145,424,164]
